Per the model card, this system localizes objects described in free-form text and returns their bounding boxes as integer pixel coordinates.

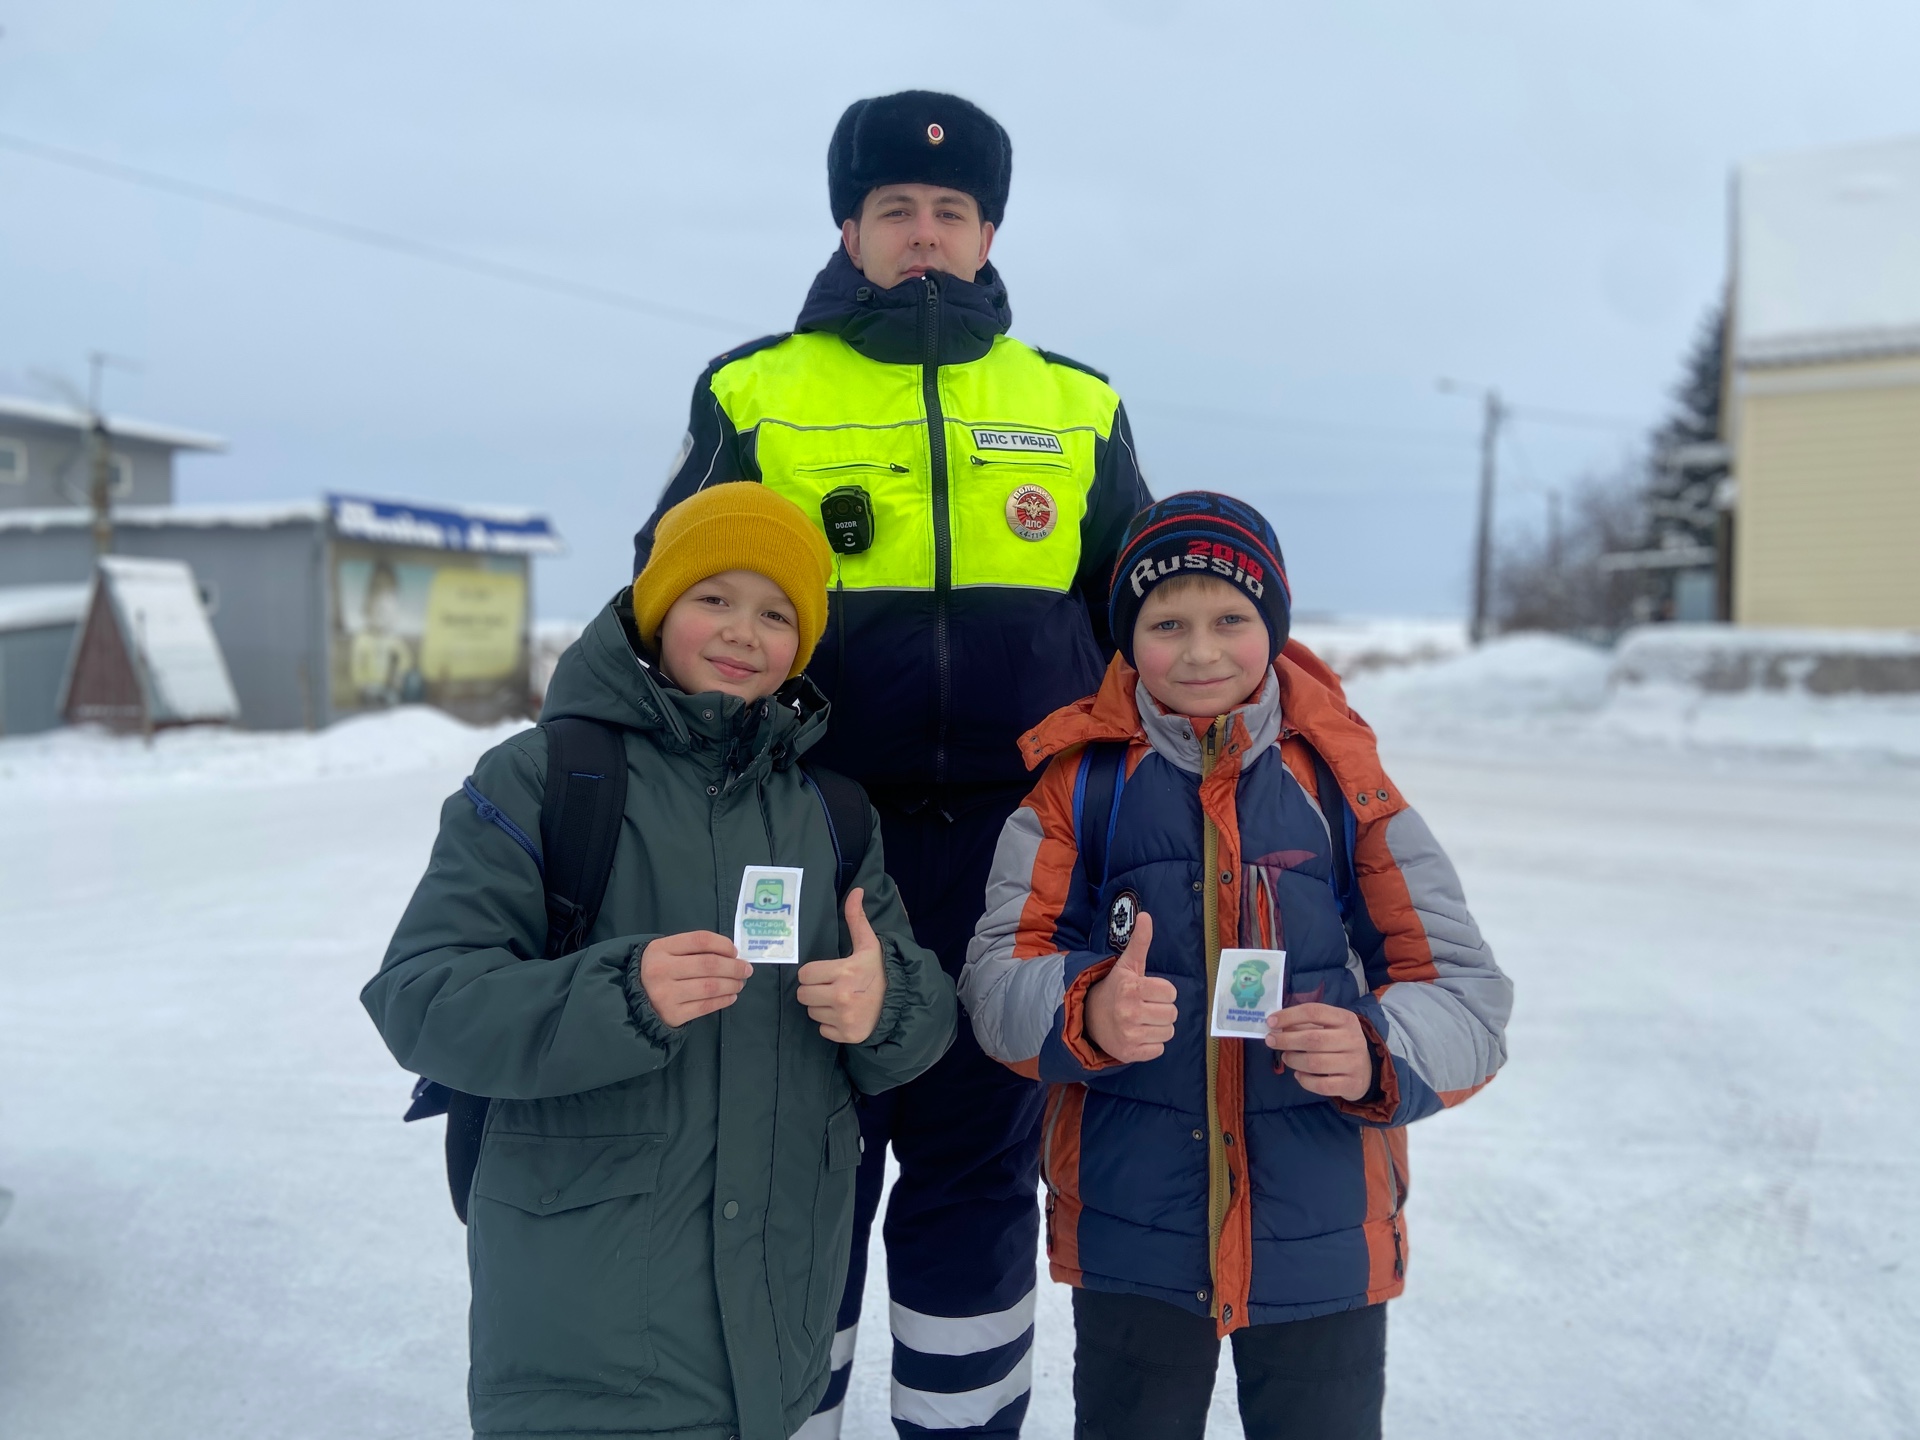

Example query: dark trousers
[1072,1289,1387,1440]
[808,785,1046,1439]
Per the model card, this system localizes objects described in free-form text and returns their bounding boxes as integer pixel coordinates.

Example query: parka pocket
[803,1103,864,1349]
[468,1133,665,1396]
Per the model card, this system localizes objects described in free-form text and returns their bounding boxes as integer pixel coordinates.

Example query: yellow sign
[419,569,525,683]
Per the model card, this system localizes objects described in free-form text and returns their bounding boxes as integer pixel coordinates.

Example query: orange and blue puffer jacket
[958,643,1511,1333]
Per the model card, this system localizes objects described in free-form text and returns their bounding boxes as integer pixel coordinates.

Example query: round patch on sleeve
[1106,889,1139,953]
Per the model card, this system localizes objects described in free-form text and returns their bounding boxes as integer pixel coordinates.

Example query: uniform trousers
[798,784,1045,1439]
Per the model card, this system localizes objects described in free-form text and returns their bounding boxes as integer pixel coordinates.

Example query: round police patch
[927,122,945,145]
[1107,889,1139,953]
[1005,483,1057,541]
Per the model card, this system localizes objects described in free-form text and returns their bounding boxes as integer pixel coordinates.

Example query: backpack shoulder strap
[1306,744,1358,928]
[800,763,871,902]
[538,716,629,957]
[413,715,629,1227]
[1071,741,1129,895]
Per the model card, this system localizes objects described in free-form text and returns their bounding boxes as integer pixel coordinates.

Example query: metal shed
[62,557,240,733]
[0,493,561,730]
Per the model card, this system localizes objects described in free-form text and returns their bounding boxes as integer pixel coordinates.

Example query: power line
[1505,402,1644,433]
[1129,398,1474,449]
[0,130,757,336]
[0,129,1654,455]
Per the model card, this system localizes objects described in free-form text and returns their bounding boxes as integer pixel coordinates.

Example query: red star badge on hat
[926,122,945,145]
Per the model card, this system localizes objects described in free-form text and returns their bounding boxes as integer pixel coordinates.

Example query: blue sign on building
[327,493,564,556]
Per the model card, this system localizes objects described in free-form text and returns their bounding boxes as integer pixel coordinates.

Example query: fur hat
[828,90,1012,227]
[1108,492,1293,667]
[630,482,833,680]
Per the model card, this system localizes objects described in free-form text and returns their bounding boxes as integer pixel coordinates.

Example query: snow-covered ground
[2,631,1916,1438]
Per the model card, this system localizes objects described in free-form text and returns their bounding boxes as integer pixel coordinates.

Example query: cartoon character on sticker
[1230,957,1271,1010]
[744,877,793,924]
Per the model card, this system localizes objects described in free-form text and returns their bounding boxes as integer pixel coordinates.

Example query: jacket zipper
[800,460,909,475]
[967,453,1070,470]
[921,275,953,784]
[1200,720,1228,1318]
[1039,1089,1065,1257]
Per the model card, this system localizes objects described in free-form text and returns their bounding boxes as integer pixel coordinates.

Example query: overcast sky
[3,1,1916,620]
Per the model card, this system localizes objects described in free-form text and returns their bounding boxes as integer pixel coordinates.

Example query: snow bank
[1341,627,1920,764]
[0,705,524,796]
[1289,616,1467,676]
[531,619,588,706]
[1344,633,1613,730]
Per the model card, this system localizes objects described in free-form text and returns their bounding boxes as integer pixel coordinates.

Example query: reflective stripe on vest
[708,331,1119,592]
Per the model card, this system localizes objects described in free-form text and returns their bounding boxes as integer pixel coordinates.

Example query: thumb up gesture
[797,888,888,1045]
[1084,914,1178,1064]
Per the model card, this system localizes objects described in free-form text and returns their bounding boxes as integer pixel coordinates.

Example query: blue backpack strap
[799,763,871,903]
[1071,741,1129,895]
[1306,745,1359,929]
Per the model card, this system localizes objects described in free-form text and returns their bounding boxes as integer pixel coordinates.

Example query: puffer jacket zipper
[920,275,953,783]
[1200,719,1229,1317]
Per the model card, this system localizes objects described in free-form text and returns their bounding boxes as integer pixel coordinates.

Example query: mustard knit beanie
[630,483,834,680]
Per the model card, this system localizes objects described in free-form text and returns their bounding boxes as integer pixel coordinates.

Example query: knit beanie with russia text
[1107,492,1292,667]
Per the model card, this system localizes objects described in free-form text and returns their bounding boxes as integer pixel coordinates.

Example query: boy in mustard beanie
[364,483,957,1440]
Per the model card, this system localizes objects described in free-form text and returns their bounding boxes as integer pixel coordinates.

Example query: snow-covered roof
[67,557,240,725]
[0,396,228,452]
[0,584,90,634]
[0,496,562,555]
[1735,134,1920,366]
[0,501,329,533]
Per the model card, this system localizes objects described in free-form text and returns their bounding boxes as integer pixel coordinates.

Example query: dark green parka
[362,600,956,1440]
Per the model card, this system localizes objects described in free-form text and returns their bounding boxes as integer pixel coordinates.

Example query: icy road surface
[1,687,1916,1437]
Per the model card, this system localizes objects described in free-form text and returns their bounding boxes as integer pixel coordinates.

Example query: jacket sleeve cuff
[1060,955,1126,1071]
[858,938,915,1053]
[1331,1007,1401,1125]
[622,941,685,1058]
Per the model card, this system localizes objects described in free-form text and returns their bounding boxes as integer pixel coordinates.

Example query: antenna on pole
[1439,378,1506,645]
[78,351,140,557]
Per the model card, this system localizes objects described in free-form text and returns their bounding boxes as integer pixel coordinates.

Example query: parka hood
[795,248,1011,366]
[540,591,830,769]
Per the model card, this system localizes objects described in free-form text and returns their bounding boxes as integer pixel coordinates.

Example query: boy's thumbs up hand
[1085,914,1178,1064]
[797,887,888,1046]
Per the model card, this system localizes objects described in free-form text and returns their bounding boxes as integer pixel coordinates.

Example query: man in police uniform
[634,91,1151,1438]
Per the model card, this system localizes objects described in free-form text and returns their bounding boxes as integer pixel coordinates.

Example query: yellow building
[1731,136,1920,629]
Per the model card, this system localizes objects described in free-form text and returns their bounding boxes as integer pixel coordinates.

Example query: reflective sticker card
[733,866,804,963]
[1209,947,1288,1038]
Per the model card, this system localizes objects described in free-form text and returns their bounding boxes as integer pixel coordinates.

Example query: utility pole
[30,351,137,555]
[1439,380,1505,645]
[83,351,132,557]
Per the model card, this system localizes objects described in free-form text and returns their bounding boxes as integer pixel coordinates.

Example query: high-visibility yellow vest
[709,331,1123,595]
